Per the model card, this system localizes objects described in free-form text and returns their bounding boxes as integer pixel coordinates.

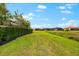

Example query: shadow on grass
[0,38,16,46]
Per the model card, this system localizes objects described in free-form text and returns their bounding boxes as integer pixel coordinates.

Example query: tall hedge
[0,27,33,43]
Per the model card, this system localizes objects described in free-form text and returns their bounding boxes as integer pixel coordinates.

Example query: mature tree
[0,3,8,25]
[0,3,31,29]
[13,11,31,29]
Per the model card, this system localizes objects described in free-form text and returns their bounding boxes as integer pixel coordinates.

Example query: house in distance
[64,26,79,31]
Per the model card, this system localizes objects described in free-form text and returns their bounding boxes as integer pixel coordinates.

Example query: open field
[0,31,79,56]
[48,31,79,41]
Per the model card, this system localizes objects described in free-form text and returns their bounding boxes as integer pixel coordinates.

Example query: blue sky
[6,3,79,28]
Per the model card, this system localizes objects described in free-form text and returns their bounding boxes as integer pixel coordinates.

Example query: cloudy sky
[6,3,79,28]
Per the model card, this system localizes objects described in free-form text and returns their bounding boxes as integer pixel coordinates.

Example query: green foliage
[0,3,33,45]
[0,27,33,43]
[13,11,31,29]
[0,3,8,25]
[0,3,31,29]
[0,4,8,14]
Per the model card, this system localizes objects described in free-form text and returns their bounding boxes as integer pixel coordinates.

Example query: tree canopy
[0,3,31,29]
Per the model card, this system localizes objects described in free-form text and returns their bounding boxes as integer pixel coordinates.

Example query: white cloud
[23,16,33,20]
[61,10,72,14]
[58,19,77,28]
[28,13,34,17]
[65,4,75,7]
[58,6,72,10]
[65,4,72,7]
[36,4,47,12]
[31,24,52,28]
[62,17,67,21]
[22,15,28,19]
[58,6,66,10]
[57,4,76,14]
[65,4,73,9]
[23,15,32,20]
[68,20,76,23]
[67,6,72,9]
[22,13,34,20]
[37,5,47,9]
[58,22,72,28]
[58,4,73,10]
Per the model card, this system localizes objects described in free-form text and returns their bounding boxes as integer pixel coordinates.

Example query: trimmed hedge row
[0,27,33,43]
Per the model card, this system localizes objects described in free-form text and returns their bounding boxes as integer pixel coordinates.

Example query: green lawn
[0,31,79,56]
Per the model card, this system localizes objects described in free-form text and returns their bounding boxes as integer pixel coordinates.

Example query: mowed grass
[0,31,79,56]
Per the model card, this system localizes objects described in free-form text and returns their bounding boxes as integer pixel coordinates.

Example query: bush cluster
[0,27,33,43]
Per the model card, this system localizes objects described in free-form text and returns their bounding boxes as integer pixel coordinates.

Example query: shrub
[0,27,33,43]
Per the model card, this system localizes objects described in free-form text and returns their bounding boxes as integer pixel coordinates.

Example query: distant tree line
[34,27,79,31]
[34,27,64,31]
